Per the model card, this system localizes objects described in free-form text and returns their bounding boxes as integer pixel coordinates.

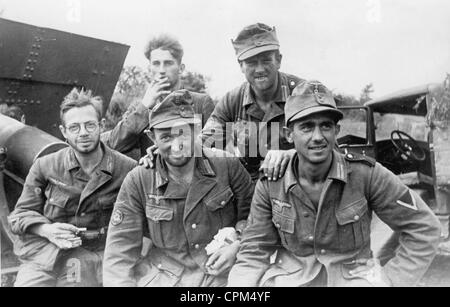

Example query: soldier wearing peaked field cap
[232,23,280,61]
[228,80,441,287]
[103,90,253,287]
[202,23,304,186]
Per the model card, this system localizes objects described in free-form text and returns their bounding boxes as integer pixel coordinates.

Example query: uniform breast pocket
[44,186,70,222]
[204,187,236,229]
[100,195,118,210]
[335,198,370,252]
[145,204,174,248]
[272,212,298,251]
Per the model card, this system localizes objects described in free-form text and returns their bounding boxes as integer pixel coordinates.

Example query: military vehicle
[0,18,129,286]
[337,77,450,254]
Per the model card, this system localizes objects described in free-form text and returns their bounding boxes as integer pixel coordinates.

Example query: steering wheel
[390,130,426,162]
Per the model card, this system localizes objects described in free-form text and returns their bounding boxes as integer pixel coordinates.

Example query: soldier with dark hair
[228,80,441,287]
[104,34,215,159]
[8,88,136,287]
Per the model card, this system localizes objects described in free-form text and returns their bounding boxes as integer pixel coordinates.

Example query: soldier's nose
[311,126,325,141]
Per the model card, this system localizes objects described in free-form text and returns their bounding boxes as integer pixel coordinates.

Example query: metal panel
[0,18,129,138]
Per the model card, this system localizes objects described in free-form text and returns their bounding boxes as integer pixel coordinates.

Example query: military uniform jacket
[8,144,137,270]
[228,151,441,287]
[201,72,303,179]
[103,148,253,287]
[104,89,215,159]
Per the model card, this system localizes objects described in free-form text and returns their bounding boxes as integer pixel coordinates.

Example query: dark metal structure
[0,18,129,137]
[0,18,129,285]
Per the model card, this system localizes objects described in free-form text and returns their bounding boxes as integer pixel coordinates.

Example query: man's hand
[141,76,171,109]
[259,149,296,181]
[139,145,158,169]
[349,258,392,287]
[205,241,240,276]
[31,223,83,250]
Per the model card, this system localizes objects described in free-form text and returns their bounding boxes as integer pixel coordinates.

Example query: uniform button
[49,198,54,202]
[320,249,326,255]
[194,244,200,250]
[157,264,162,269]
[278,259,283,264]
[354,215,360,221]
[275,223,281,229]
[80,213,86,217]
[221,201,226,206]
[191,223,197,230]
[308,236,314,241]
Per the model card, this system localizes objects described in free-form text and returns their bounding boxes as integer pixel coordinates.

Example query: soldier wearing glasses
[8,88,136,287]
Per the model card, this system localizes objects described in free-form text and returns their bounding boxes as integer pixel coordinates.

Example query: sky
[1,0,449,100]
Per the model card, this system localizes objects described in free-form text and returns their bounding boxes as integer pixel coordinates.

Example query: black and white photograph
[1,0,450,290]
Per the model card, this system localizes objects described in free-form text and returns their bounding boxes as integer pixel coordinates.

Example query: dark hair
[144,34,184,64]
[60,88,103,124]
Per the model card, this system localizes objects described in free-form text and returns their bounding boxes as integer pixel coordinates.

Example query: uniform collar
[155,152,216,189]
[65,142,113,175]
[243,72,289,107]
[284,150,348,193]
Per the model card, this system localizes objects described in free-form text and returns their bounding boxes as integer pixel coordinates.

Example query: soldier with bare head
[8,88,136,287]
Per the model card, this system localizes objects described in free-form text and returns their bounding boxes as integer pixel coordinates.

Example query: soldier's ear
[283,126,294,144]
[99,118,106,133]
[59,125,68,140]
[335,124,341,136]
[179,63,185,74]
[239,61,245,73]
[276,53,283,66]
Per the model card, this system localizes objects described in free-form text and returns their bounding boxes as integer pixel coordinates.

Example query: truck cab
[338,81,450,243]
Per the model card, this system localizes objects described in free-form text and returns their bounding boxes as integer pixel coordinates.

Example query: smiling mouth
[170,153,186,159]
[309,144,327,151]
[254,76,268,82]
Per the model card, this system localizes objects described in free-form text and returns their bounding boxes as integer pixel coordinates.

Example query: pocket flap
[100,195,118,209]
[145,205,174,222]
[336,198,368,225]
[149,251,185,277]
[272,214,295,234]
[204,187,234,211]
[47,189,69,208]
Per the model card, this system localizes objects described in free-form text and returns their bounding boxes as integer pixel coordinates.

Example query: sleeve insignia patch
[111,209,124,226]
[396,190,418,211]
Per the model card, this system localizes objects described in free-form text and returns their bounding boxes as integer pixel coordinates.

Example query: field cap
[149,90,201,129]
[232,23,280,61]
[285,80,343,125]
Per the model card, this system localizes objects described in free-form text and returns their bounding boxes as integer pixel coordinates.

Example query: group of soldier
[7,23,442,287]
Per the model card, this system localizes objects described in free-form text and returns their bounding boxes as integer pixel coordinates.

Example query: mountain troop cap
[149,89,201,129]
[285,80,344,125]
[231,23,280,61]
